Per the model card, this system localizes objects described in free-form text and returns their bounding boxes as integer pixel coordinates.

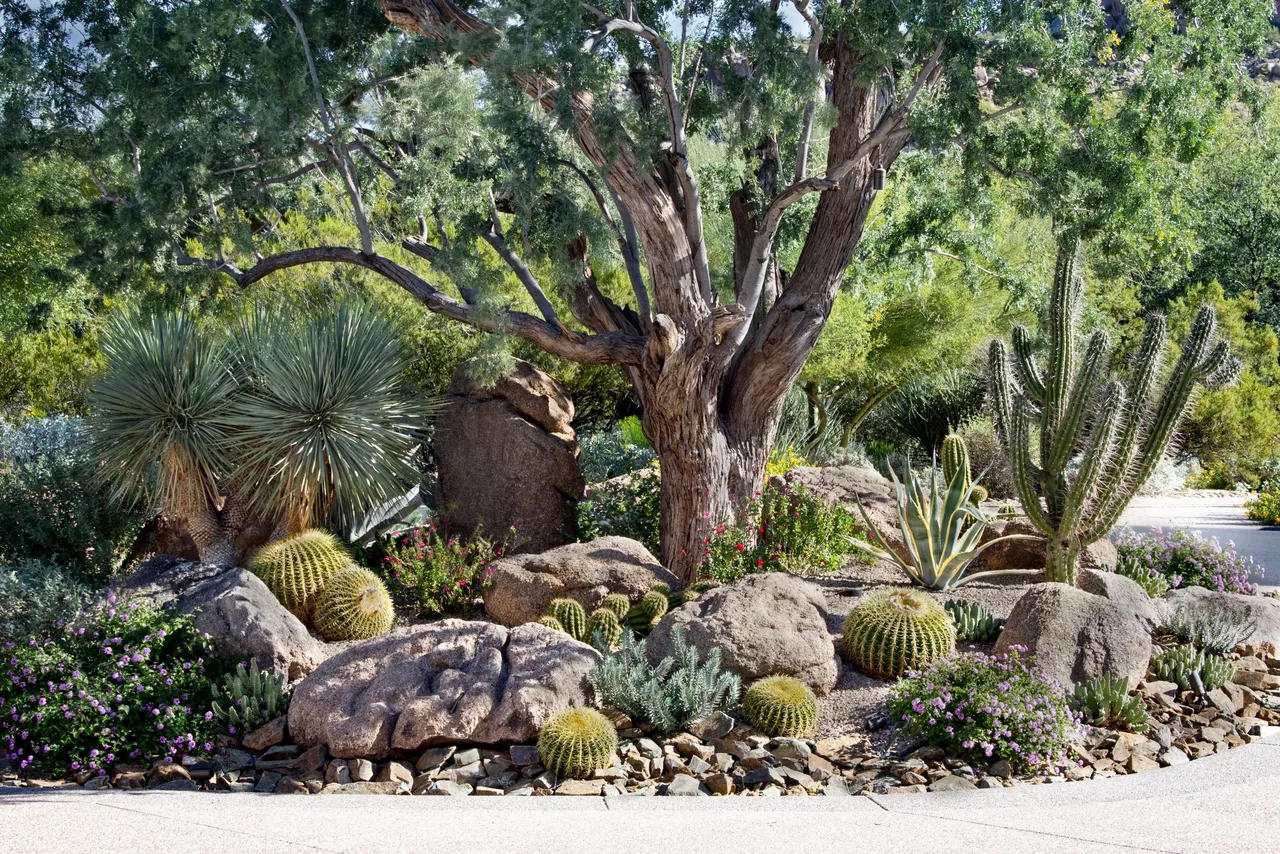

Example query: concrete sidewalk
[3,740,1277,854]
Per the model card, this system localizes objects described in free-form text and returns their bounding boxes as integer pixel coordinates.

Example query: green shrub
[0,417,145,582]
[0,599,226,777]
[211,660,290,732]
[1151,644,1235,691]
[312,567,396,642]
[1165,599,1256,655]
[1072,675,1147,731]
[618,416,650,449]
[577,426,656,483]
[1244,489,1280,524]
[537,707,618,779]
[588,628,740,734]
[1113,527,1258,595]
[0,559,94,644]
[576,466,661,555]
[842,588,956,680]
[379,522,505,617]
[741,675,818,738]
[888,648,1079,773]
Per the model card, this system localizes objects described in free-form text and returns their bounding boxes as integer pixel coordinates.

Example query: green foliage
[585,608,623,651]
[990,240,1241,584]
[884,369,988,457]
[0,417,146,581]
[1150,645,1235,692]
[889,648,1079,774]
[1113,527,1259,595]
[1110,554,1171,599]
[547,598,588,642]
[1072,676,1147,731]
[379,522,503,617]
[842,588,956,681]
[0,558,94,644]
[945,599,1004,643]
[537,707,618,780]
[600,593,631,621]
[741,675,818,738]
[588,628,741,734]
[576,467,661,556]
[210,660,290,733]
[247,530,354,621]
[847,459,1039,590]
[311,566,396,642]
[617,416,649,450]
[578,427,656,484]
[1245,489,1280,524]
[0,600,225,777]
[1165,600,1256,656]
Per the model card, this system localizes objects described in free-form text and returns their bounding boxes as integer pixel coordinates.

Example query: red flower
[733,543,745,551]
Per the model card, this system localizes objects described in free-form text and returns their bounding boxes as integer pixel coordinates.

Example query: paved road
[1117,494,1275,587]
[3,738,1278,854]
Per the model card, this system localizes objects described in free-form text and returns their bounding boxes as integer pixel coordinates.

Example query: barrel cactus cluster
[843,588,956,680]
[248,529,395,642]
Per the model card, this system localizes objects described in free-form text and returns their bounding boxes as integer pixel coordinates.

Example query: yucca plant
[89,312,241,565]
[845,459,1041,590]
[225,300,432,537]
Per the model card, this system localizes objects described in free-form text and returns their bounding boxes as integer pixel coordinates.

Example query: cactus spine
[548,598,587,641]
[537,707,618,779]
[247,529,353,620]
[742,675,818,738]
[989,238,1240,584]
[312,567,395,641]
[842,588,956,680]
[585,608,623,649]
[625,588,669,633]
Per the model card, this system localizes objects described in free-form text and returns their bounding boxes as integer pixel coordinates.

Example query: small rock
[899,770,928,786]
[665,775,706,796]
[213,749,255,773]
[686,755,711,775]
[376,761,415,785]
[508,745,540,767]
[473,785,504,796]
[274,776,309,795]
[325,760,351,785]
[350,758,375,782]
[689,712,735,742]
[83,775,111,791]
[636,738,664,760]
[929,775,977,792]
[255,771,283,792]
[152,779,199,792]
[1141,680,1179,696]
[771,738,812,764]
[742,766,788,788]
[328,781,406,795]
[884,784,928,794]
[415,747,455,772]
[556,779,605,796]
[1159,747,1190,767]
[452,748,482,767]
[242,717,287,752]
[1128,754,1160,774]
[987,759,1013,779]
[976,777,1001,789]
[705,772,734,795]
[147,763,192,786]
[822,777,850,796]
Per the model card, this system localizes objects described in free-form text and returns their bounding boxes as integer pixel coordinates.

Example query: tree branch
[791,0,824,184]
[482,191,561,326]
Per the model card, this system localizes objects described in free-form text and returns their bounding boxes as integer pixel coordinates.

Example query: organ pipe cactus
[989,239,1240,584]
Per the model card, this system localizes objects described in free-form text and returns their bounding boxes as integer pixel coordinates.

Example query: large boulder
[288,620,600,758]
[993,582,1152,687]
[110,556,326,682]
[1158,587,1280,650]
[779,465,906,561]
[484,536,679,627]
[434,358,585,554]
[646,573,839,695]
[977,518,1046,570]
[1078,566,1161,632]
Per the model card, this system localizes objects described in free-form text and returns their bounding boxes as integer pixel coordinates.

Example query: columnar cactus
[742,675,818,738]
[312,567,395,641]
[941,433,972,495]
[600,593,631,621]
[247,529,353,620]
[842,588,956,680]
[585,608,623,649]
[989,238,1240,584]
[548,598,587,641]
[537,707,618,779]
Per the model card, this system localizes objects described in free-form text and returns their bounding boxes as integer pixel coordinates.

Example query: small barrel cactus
[650,582,671,597]
[669,588,699,609]
[585,608,623,649]
[312,567,395,642]
[842,588,956,680]
[1151,644,1235,692]
[600,593,631,621]
[247,529,353,620]
[548,598,587,641]
[538,615,565,632]
[537,707,618,779]
[945,599,1004,643]
[625,589,669,633]
[742,675,818,738]
[970,484,989,504]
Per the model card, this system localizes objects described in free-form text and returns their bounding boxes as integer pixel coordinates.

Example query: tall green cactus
[989,239,1240,584]
[941,433,972,495]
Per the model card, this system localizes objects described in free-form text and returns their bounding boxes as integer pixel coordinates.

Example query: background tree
[1,0,1271,580]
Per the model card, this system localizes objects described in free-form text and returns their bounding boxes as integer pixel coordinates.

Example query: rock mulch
[10,646,1273,798]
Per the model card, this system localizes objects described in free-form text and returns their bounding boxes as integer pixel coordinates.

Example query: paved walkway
[3,737,1278,854]
[1117,494,1275,587]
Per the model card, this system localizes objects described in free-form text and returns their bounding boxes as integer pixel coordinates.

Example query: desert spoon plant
[989,239,1240,584]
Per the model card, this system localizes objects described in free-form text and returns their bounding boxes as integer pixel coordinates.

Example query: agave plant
[89,312,240,564]
[226,300,433,536]
[845,460,1041,590]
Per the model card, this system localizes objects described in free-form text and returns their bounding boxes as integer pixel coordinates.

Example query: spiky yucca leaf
[227,301,432,536]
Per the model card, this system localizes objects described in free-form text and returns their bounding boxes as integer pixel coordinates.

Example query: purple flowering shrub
[1112,527,1260,595]
[1,597,226,777]
[379,523,508,617]
[888,647,1081,774]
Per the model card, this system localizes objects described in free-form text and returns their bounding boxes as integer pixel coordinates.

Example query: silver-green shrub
[0,559,93,643]
[1165,600,1256,655]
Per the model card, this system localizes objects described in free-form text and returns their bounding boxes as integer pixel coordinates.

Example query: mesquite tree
[1,0,1271,581]
[989,240,1242,585]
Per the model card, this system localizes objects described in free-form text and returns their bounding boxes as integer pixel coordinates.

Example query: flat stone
[1128,753,1160,774]
[376,761,415,785]
[686,755,711,775]
[822,777,851,796]
[254,772,282,793]
[473,785,504,796]
[83,775,111,790]
[742,766,787,788]
[147,763,192,785]
[243,717,287,752]
[556,779,605,796]
[1141,680,1179,696]
[771,738,812,763]
[328,781,406,795]
[929,775,977,791]
[1160,747,1190,766]
[508,745,540,767]
[152,779,199,792]
[705,772,734,795]
[213,749,255,773]
[665,775,706,796]
[884,784,928,794]
[273,776,309,794]
[416,747,455,772]
[689,712,735,742]
[452,748,481,767]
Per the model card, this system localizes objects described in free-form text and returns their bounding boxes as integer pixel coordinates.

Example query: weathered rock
[1080,538,1119,571]
[288,620,600,758]
[1078,567,1161,632]
[779,466,907,561]
[647,573,839,694]
[109,556,326,681]
[242,717,288,752]
[1158,587,1280,650]
[434,358,584,554]
[484,536,678,626]
[977,519,1047,572]
[993,583,1152,687]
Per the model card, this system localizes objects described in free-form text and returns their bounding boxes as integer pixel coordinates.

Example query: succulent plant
[1072,675,1147,731]
[970,484,988,504]
[1111,553,1170,598]
[247,529,353,620]
[842,588,956,680]
[210,659,290,732]
[945,599,1004,643]
[1150,644,1235,692]
[689,581,720,594]
[942,433,972,493]
[585,607,623,650]
[547,598,587,641]
[312,566,395,641]
[649,582,670,597]
[996,502,1019,519]
[625,588,669,633]
[742,675,818,738]
[538,615,565,632]
[989,238,1239,584]
[669,588,699,609]
[537,707,618,779]
[600,593,631,621]
[1165,600,1256,655]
